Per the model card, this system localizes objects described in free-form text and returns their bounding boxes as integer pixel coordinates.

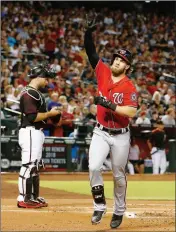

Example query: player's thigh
[31,129,45,160]
[160,150,167,166]
[89,132,110,170]
[19,128,31,164]
[111,132,130,173]
[151,152,160,168]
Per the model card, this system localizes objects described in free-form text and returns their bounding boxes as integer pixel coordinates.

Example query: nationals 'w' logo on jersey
[113,93,124,104]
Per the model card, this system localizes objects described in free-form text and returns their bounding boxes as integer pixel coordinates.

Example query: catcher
[17,63,61,208]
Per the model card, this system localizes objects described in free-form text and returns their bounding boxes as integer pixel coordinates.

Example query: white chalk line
[1,205,175,213]
[2,203,175,207]
[1,209,175,219]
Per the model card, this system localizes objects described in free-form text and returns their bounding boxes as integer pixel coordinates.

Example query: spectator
[150,111,159,125]
[164,88,174,105]
[128,137,144,174]
[61,103,74,137]
[135,111,151,125]
[31,41,41,54]
[4,84,20,111]
[67,97,77,114]
[73,106,83,121]
[161,108,175,126]
[136,101,149,118]
[1,1,175,139]
[48,92,62,111]
[84,104,97,123]
[50,58,61,73]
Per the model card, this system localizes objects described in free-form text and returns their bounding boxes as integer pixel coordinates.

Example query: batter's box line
[2,205,175,211]
[1,209,175,218]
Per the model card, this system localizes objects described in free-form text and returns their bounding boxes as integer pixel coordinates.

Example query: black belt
[96,123,129,135]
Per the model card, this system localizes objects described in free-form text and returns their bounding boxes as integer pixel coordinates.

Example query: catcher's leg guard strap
[92,185,106,204]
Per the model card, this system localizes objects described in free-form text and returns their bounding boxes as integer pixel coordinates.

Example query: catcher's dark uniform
[17,86,47,206]
[149,128,167,174]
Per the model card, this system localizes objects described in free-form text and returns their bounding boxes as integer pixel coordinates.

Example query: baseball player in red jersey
[84,15,138,228]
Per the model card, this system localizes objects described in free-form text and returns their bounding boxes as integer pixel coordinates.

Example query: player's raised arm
[84,14,99,69]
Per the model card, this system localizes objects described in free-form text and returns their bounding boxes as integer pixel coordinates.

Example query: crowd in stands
[1,2,176,137]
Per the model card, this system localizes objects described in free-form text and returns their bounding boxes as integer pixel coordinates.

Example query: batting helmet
[112,49,133,65]
[28,62,57,79]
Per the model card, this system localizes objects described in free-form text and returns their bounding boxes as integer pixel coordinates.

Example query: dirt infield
[1,173,175,231]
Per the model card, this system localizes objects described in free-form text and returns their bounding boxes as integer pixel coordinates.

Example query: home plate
[124,212,137,218]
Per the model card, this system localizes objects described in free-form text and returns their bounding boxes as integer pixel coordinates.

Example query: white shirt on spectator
[161,115,175,126]
[6,94,20,110]
[135,117,151,125]
[32,46,41,54]
[104,17,113,25]
[71,45,81,52]
[164,94,171,105]
[10,47,19,57]
[129,145,140,160]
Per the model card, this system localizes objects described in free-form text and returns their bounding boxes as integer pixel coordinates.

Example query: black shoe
[91,210,106,224]
[110,214,123,228]
[36,197,48,207]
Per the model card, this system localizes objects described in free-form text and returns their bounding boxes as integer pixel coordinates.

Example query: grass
[7,180,175,200]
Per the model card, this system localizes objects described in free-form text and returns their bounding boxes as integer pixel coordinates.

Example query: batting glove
[85,13,98,32]
[94,96,116,111]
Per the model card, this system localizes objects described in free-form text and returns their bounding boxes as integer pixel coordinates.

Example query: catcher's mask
[111,49,133,65]
[28,62,57,79]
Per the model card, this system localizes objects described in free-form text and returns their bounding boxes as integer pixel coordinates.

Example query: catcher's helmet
[112,49,133,65]
[28,62,57,79]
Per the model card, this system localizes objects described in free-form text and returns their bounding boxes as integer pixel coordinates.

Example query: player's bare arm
[34,108,61,122]
[147,139,152,151]
[114,105,137,118]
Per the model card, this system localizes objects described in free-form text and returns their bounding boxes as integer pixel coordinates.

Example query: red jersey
[95,60,138,129]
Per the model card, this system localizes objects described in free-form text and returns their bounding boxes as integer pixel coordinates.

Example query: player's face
[39,77,48,87]
[111,57,130,76]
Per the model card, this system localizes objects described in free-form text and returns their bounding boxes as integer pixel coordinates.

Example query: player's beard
[111,65,126,77]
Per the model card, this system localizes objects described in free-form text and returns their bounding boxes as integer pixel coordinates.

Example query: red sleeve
[95,59,111,84]
[123,89,138,108]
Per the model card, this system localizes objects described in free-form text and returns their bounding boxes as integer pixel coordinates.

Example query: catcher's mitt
[50,113,61,124]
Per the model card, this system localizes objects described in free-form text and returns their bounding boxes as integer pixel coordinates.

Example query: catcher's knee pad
[91,185,106,204]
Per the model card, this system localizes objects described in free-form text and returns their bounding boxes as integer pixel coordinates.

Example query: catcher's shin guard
[24,176,33,202]
[32,174,40,199]
[32,161,48,207]
[18,166,32,201]
[18,162,38,201]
